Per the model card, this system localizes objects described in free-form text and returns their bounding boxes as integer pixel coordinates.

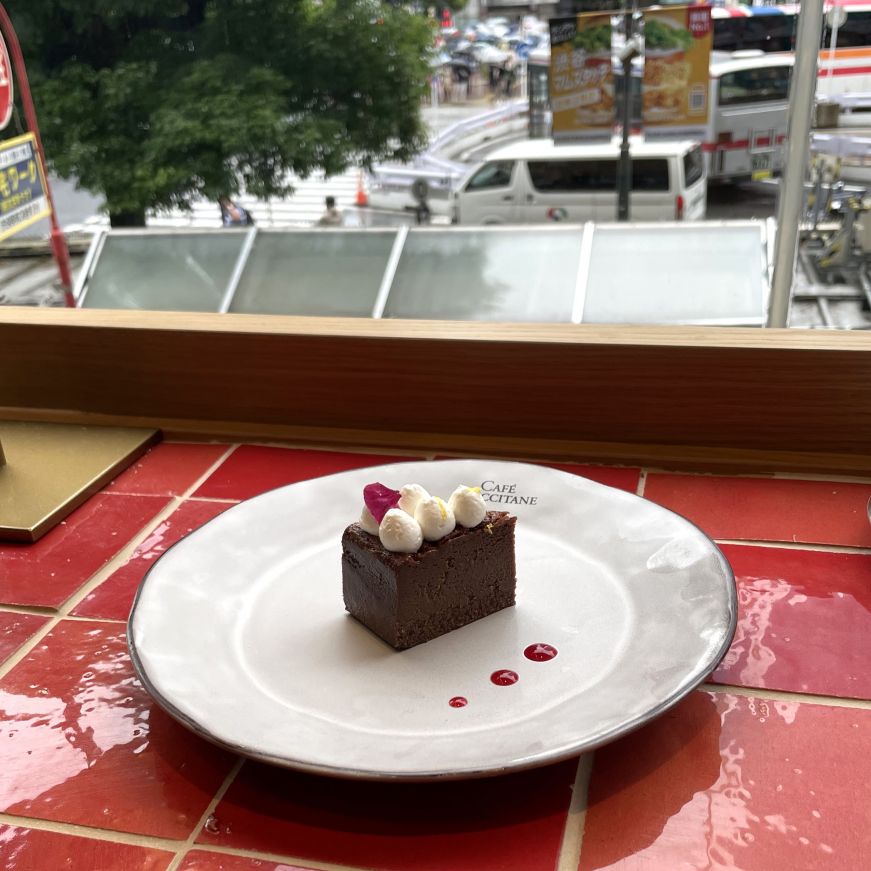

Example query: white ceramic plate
[129,460,736,780]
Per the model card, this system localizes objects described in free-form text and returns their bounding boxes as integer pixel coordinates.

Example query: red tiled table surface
[1,441,869,870]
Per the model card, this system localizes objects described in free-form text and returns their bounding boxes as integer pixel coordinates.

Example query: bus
[711,3,871,94]
[527,48,791,182]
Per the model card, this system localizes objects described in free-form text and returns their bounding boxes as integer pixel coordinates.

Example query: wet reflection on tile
[193,446,417,501]
[0,494,171,608]
[713,545,871,700]
[579,691,871,870]
[0,612,47,664]
[74,500,233,621]
[0,620,236,838]
[0,824,173,870]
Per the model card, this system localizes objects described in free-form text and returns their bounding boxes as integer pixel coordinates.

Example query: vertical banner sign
[0,31,12,131]
[549,15,614,142]
[642,5,712,137]
[0,133,51,241]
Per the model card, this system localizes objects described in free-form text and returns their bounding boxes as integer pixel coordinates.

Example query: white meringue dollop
[379,508,424,553]
[359,505,380,535]
[398,483,430,517]
[448,485,487,528]
[415,496,456,541]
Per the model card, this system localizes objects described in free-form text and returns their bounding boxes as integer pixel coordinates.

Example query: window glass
[230,231,395,316]
[631,159,670,192]
[384,229,580,322]
[81,232,245,311]
[584,224,767,325]
[713,17,795,53]
[683,147,704,188]
[466,161,515,191]
[824,11,871,48]
[528,159,617,192]
[718,66,791,107]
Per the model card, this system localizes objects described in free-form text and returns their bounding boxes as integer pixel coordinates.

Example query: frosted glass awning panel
[231,230,397,316]
[582,223,768,325]
[383,229,581,322]
[81,232,245,311]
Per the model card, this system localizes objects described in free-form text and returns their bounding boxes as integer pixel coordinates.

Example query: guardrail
[368,100,529,213]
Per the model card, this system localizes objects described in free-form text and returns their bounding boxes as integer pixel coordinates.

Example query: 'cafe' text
[480,480,538,506]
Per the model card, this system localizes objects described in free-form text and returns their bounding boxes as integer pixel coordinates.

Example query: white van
[452,138,707,224]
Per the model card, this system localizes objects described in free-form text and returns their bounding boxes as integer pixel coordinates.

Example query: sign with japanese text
[549,14,614,142]
[642,6,712,136]
[0,133,50,241]
[0,33,12,131]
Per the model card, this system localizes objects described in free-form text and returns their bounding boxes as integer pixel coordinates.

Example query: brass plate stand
[0,421,161,543]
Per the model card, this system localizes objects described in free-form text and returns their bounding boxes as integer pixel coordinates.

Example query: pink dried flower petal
[363,482,401,523]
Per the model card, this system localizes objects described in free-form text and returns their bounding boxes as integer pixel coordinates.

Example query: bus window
[683,147,704,188]
[718,66,791,107]
[466,161,515,191]
[824,11,871,48]
[713,17,795,54]
[631,159,670,192]
[528,160,617,192]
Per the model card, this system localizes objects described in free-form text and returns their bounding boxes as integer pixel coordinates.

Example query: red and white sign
[0,32,13,131]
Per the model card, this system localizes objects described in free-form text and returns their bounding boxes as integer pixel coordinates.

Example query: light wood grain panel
[2,307,871,470]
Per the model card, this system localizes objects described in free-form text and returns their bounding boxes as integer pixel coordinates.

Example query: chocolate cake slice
[342,511,517,650]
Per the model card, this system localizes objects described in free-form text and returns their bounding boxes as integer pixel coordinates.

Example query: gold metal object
[0,421,160,543]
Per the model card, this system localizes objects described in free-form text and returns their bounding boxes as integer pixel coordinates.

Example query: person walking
[317,196,343,227]
[218,196,255,226]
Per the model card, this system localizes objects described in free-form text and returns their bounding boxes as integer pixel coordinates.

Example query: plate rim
[127,459,738,781]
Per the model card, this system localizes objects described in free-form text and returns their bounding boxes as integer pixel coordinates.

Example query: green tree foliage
[8,0,433,224]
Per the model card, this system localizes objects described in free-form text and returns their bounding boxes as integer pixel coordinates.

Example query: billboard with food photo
[642,6,712,137]
[549,14,614,142]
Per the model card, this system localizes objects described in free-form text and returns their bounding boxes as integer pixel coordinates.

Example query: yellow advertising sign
[0,133,51,242]
[642,6,712,135]
[549,15,614,142]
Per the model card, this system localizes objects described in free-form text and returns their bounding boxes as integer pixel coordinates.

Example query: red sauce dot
[490,670,519,686]
[524,643,558,662]
[449,696,468,708]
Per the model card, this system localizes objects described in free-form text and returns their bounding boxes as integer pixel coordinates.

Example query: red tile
[105,443,230,496]
[0,494,171,609]
[543,463,640,494]
[711,544,871,700]
[579,691,871,870]
[0,612,47,663]
[643,474,871,547]
[197,758,577,871]
[179,852,314,871]
[74,500,233,621]
[193,446,417,501]
[0,824,173,871]
[0,619,236,839]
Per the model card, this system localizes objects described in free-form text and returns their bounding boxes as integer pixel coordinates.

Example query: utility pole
[617,7,640,222]
[767,0,825,327]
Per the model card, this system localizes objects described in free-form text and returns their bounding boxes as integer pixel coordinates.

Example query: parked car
[452,138,707,224]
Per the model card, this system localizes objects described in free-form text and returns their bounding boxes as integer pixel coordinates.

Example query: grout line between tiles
[0,446,238,682]
[0,812,184,852]
[556,752,595,871]
[164,756,246,871]
[714,538,871,556]
[0,603,57,618]
[701,682,871,710]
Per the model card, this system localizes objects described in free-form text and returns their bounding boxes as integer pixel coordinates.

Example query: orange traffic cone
[355,170,368,207]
